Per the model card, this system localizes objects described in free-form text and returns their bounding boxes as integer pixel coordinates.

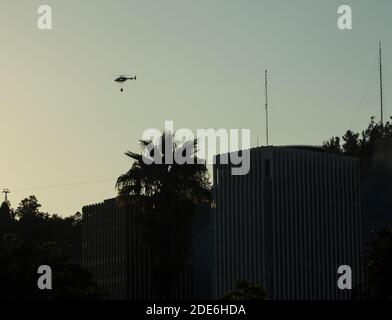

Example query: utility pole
[265,70,269,146]
[2,189,10,202]
[379,41,384,125]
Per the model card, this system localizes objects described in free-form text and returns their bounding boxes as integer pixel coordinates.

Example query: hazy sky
[0,0,391,216]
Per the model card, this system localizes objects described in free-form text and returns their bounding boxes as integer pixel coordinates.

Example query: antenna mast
[265,70,269,146]
[379,41,384,125]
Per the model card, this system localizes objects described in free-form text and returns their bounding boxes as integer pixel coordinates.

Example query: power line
[3,178,116,194]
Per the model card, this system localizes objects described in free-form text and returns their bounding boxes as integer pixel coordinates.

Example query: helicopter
[114,75,137,92]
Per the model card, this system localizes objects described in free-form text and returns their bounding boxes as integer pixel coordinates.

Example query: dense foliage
[0,197,101,299]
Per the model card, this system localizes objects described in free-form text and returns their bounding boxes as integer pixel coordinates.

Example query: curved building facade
[213,146,362,300]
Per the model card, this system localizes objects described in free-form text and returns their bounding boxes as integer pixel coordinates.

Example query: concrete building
[82,198,211,300]
[212,146,362,300]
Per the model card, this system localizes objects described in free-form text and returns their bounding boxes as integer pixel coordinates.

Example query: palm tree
[116,132,211,299]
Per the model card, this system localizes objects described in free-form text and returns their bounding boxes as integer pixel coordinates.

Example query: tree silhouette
[0,234,102,300]
[0,201,13,229]
[15,196,43,219]
[116,132,211,299]
[0,201,14,252]
[0,197,99,299]
[323,116,392,177]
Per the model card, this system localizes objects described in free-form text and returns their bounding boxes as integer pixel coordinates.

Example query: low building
[82,198,211,300]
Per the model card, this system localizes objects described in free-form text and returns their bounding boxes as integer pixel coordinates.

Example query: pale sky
[0,0,391,216]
